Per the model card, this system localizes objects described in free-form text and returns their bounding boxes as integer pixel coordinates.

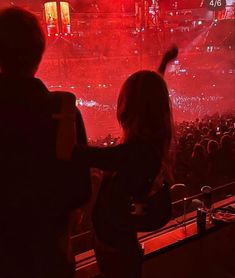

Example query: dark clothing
[189,156,208,193]
[74,140,161,277]
[0,75,91,278]
[74,141,161,246]
[208,152,220,176]
[94,235,143,278]
[216,148,235,179]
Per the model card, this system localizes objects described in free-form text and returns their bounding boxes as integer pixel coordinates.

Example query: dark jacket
[0,75,91,278]
[74,140,161,248]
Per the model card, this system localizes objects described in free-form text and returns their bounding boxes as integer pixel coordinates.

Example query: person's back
[73,66,175,278]
[216,135,235,179]
[0,74,59,277]
[189,143,207,193]
[190,143,207,178]
[0,7,91,277]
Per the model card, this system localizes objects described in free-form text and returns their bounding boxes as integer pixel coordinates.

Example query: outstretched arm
[158,46,178,76]
[73,144,128,171]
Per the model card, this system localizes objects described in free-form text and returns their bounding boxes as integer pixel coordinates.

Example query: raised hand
[163,46,178,64]
[158,45,179,76]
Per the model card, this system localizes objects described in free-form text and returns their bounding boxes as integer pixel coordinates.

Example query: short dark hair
[0,7,45,75]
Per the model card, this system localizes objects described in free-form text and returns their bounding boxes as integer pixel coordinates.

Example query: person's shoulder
[49,90,76,101]
[49,90,75,97]
[47,90,77,111]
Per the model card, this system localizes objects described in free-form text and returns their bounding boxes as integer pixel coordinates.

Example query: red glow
[37,4,235,139]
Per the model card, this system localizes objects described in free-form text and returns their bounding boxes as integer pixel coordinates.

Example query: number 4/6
[205,0,226,10]
[210,0,222,6]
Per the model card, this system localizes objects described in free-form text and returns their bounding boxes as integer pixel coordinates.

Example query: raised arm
[158,45,179,76]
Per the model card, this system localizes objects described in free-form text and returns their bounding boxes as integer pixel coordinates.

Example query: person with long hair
[73,47,178,278]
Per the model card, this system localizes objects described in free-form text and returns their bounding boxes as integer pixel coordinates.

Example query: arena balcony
[73,181,235,277]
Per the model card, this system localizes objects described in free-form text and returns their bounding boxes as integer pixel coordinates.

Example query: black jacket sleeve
[73,143,129,172]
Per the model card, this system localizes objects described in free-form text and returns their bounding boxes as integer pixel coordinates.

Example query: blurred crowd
[88,112,235,196]
[174,112,235,193]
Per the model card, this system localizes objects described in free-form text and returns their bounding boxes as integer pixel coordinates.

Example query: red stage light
[44,1,71,35]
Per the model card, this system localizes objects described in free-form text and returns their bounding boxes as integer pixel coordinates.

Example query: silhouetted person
[207,139,219,184]
[216,135,235,179]
[189,143,207,193]
[0,7,91,278]
[73,48,177,278]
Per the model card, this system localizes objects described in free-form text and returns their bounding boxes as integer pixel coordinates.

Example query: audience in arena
[88,113,235,197]
[0,5,234,278]
[174,114,235,189]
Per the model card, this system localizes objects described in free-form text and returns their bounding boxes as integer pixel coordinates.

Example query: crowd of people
[89,113,235,196]
[0,6,234,278]
[174,113,235,193]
